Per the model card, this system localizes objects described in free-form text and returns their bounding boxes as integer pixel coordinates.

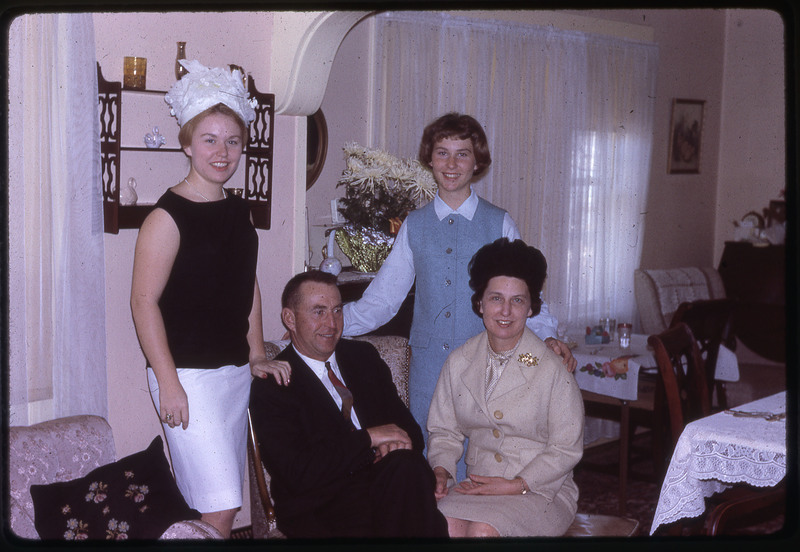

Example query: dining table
[569,331,741,515]
[570,332,658,515]
[649,391,787,534]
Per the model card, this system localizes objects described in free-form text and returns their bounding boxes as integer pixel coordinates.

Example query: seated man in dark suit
[249,270,448,538]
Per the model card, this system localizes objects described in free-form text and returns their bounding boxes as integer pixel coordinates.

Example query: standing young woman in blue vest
[343,113,576,453]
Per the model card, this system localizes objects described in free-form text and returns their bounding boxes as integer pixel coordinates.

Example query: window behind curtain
[372,12,658,330]
[7,13,107,424]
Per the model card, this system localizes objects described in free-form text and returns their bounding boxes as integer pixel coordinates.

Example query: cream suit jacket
[427,328,584,502]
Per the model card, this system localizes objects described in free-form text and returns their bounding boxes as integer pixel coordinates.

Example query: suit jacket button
[494,410,503,420]
[442,343,450,351]
[493,429,501,438]
[495,453,503,462]
[446,247,453,254]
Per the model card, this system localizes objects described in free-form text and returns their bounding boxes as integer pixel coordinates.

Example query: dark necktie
[325,361,354,426]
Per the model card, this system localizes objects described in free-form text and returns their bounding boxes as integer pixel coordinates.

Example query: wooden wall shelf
[98,63,275,233]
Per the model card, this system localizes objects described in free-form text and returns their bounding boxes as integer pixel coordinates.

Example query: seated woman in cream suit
[426,238,584,537]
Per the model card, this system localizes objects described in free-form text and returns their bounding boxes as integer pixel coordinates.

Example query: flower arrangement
[334,142,437,272]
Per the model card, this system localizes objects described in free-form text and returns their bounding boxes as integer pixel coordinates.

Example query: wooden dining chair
[649,323,785,536]
[648,323,711,474]
[669,298,734,410]
[246,408,285,538]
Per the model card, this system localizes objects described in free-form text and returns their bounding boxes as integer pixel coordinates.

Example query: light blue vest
[405,197,506,439]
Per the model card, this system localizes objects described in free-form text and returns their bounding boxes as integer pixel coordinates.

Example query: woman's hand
[433,466,451,500]
[544,337,577,373]
[159,380,189,430]
[453,474,528,496]
[251,358,291,385]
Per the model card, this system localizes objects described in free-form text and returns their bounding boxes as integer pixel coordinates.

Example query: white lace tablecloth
[650,391,787,534]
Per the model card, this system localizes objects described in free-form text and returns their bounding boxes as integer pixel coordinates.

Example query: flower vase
[334,227,393,273]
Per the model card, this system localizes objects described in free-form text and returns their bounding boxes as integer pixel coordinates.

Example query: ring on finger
[165,413,173,422]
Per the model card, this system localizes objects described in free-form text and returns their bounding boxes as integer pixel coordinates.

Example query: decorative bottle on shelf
[175,42,188,80]
[120,177,138,206]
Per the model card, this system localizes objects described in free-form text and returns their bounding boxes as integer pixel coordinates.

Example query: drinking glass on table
[618,323,632,349]
[599,318,617,341]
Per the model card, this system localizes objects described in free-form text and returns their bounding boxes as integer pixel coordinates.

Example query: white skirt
[147,364,251,513]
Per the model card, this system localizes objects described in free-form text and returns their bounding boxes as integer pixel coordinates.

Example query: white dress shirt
[343,190,559,340]
[293,346,362,429]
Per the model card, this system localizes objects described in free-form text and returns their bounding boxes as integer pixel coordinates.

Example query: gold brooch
[518,353,539,367]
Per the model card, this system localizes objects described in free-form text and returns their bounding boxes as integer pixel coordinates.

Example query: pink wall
[714,10,786,263]
[306,20,373,265]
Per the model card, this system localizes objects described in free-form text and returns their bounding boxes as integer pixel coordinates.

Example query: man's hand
[366,424,412,462]
[544,337,577,373]
[433,466,451,500]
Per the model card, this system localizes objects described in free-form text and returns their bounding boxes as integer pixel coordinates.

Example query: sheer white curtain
[7,13,107,424]
[372,12,658,329]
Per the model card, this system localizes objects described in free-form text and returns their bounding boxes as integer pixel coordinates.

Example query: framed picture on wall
[667,98,705,174]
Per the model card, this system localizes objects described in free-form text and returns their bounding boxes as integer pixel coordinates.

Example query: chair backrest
[669,298,734,393]
[648,323,712,448]
[634,267,726,335]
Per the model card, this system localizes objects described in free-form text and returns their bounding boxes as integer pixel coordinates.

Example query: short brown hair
[281,270,339,310]
[178,103,248,148]
[418,113,492,177]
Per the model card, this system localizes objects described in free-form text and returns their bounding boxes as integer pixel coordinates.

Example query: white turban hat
[165,59,257,127]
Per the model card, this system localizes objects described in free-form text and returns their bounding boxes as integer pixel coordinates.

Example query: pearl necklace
[182,178,225,202]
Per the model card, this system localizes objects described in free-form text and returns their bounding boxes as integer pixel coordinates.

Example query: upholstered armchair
[8,415,223,540]
[633,267,727,335]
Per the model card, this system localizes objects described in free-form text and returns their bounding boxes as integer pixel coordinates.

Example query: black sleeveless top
[152,189,258,368]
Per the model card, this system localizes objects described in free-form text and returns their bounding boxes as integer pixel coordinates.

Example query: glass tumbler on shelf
[618,323,632,349]
[123,56,147,90]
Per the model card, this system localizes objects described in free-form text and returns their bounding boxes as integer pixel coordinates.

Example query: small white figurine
[144,126,166,148]
[121,177,138,205]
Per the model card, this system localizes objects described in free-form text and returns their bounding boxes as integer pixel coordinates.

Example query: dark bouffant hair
[418,113,492,177]
[468,238,547,318]
[281,270,339,310]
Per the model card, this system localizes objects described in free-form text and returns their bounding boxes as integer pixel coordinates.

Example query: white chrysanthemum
[343,142,364,157]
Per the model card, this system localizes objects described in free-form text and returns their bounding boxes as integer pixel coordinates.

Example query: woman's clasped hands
[434,467,527,500]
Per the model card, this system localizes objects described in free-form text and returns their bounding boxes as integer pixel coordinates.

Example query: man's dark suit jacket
[249,338,425,529]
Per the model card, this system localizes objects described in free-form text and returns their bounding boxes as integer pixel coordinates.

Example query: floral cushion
[30,436,199,540]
